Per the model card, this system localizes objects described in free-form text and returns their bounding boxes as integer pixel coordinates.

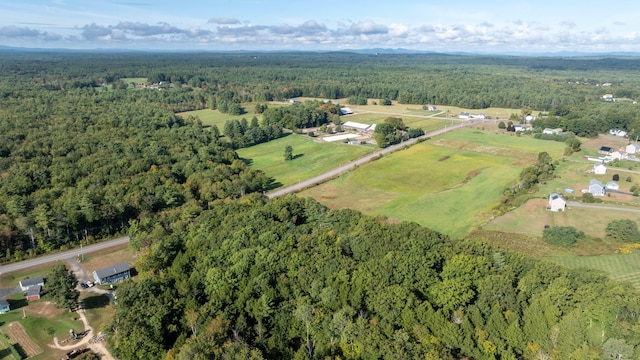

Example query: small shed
[589,179,606,196]
[26,285,41,301]
[339,107,354,115]
[458,112,470,119]
[19,276,44,291]
[0,298,9,314]
[93,262,131,285]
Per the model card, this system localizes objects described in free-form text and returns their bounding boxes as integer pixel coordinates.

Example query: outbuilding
[26,285,41,301]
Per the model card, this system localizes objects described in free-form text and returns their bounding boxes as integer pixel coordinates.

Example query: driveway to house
[567,201,640,213]
[267,120,481,198]
[0,236,130,275]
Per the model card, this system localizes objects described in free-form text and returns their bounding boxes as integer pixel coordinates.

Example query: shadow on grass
[292,153,304,160]
[13,343,28,359]
[82,295,110,310]
[8,297,27,311]
[264,178,283,191]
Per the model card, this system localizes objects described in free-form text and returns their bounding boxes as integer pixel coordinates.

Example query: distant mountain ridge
[1,44,640,57]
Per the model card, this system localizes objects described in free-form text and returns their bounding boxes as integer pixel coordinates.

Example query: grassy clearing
[120,77,147,84]
[237,134,373,188]
[547,252,640,289]
[0,298,84,360]
[301,138,523,239]
[176,108,261,128]
[82,293,114,334]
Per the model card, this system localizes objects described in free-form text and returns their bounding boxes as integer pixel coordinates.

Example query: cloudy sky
[1,0,640,53]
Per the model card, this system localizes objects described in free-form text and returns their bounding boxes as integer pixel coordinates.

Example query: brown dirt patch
[3,322,43,357]
[25,301,64,318]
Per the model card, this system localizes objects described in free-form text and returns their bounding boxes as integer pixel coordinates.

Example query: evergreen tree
[47,264,79,311]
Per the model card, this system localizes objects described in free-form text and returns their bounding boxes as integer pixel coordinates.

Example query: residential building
[593,163,607,175]
[0,298,9,314]
[606,181,620,191]
[93,262,131,285]
[589,179,606,196]
[548,193,566,211]
[19,276,44,291]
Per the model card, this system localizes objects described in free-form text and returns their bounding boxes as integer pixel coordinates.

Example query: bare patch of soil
[25,300,64,318]
[582,134,628,152]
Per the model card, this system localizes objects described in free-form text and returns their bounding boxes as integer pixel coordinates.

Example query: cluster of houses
[0,261,131,315]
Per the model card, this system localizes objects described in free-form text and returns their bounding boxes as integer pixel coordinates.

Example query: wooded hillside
[112,195,640,359]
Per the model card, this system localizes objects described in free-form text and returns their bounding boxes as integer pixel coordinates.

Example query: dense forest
[109,195,640,359]
[3,52,640,358]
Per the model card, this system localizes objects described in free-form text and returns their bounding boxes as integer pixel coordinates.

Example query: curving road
[267,121,479,198]
[0,236,130,275]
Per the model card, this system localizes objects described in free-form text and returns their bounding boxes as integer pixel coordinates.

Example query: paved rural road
[267,121,479,198]
[0,236,130,275]
[567,201,640,213]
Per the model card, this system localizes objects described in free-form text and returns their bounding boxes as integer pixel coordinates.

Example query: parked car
[86,281,94,287]
[80,283,88,289]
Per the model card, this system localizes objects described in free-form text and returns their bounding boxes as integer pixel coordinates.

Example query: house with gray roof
[93,262,130,285]
[589,179,606,196]
[19,276,44,291]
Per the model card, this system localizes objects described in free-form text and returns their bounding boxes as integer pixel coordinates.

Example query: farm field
[236,134,374,188]
[548,252,640,289]
[299,129,553,238]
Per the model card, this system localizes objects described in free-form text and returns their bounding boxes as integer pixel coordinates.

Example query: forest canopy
[110,195,640,359]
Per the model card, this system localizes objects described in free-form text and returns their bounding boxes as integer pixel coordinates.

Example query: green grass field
[120,77,147,84]
[300,130,538,238]
[548,252,640,289]
[176,108,262,128]
[236,134,374,188]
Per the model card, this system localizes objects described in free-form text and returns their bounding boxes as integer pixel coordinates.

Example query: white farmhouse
[548,193,566,212]
[593,163,607,175]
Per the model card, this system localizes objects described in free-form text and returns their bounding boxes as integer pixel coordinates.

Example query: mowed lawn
[236,134,374,188]
[300,137,524,239]
[548,252,640,289]
[343,113,450,133]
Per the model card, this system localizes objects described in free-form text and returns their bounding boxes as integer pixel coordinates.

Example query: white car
[86,281,95,287]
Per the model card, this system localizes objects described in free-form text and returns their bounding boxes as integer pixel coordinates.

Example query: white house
[459,112,470,119]
[548,193,566,212]
[470,113,486,119]
[427,105,437,111]
[626,143,640,154]
[606,181,620,191]
[603,94,614,101]
[593,163,607,175]
[589,179,606,196]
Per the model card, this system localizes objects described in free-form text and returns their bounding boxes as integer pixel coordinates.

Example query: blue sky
[1,0,640,53]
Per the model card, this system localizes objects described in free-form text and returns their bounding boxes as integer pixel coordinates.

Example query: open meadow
[236,134,374,188]
[299,129,564,238]
[548,252,640,289]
